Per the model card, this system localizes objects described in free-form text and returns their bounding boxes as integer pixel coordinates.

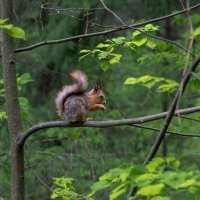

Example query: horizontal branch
[14,3,200,53]
[17,106,200,146]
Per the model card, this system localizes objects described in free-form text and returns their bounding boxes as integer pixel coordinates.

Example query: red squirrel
[55,70,106,122]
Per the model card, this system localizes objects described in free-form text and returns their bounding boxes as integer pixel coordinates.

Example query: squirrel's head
[93,79,106,105]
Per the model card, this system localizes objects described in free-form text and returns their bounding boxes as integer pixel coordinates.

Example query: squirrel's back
[55,70,88,119]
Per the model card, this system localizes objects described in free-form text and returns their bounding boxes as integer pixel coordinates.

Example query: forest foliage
[1,0,200,199]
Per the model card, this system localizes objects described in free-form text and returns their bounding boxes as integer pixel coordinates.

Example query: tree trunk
[1,0,24,199]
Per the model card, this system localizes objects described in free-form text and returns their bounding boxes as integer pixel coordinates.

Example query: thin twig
[99,0,126,25]
[180,115,200,123]
[41,4,105,12]
[130,124,200,137]
[176,0,195,112]
[191,72,200,80]
[28,162,53,192]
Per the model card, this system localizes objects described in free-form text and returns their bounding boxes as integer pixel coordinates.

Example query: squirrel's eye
[99,94,103,99]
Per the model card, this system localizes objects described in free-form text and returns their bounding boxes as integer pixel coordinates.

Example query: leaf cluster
[0,19,26,39]
[51,157,200,200]
[79,24,158,71]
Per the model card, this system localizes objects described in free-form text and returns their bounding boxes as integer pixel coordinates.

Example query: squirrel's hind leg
[64,99,87,122]
[75,116,93,122]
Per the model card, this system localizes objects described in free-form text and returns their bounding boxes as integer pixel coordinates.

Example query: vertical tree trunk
[1,0,24,199]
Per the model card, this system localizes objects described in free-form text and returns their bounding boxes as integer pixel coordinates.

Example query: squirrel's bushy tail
[55,70,88,118]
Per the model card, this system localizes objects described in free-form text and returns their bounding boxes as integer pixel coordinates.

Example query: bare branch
[99,0,126,25]
[130,124,200,137]
[176,0,195,111]
[41,4,105,12]
[14,3,200,53]
[180,115,200,123]
[99,0,192,55]
[17,106,200,147]
[191,72,200,80]
[144,55,200,164]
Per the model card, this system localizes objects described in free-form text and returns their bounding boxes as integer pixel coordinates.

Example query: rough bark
[1,0,24,199]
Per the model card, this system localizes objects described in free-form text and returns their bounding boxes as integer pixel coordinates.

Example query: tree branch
[17,106,200,147]
[99,0,126,26]
[180,115,200,123]
[14,3,200,53]
[130,124,200,138]
[144,55,200,164]
[99,0,192,55]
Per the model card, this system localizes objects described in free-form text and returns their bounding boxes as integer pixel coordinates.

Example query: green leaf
[135,173,157,183]
[132,30,141,38]
[17,73,33,92]
[0,18,8,24]
[96,43,110,48]
[17,73,33,85]
[189,182,200,198]
[98,51,110,60]
[110,184,127,200]
[146,157,165,173]
[124,41,136,49]
[112,36,126,45]
[19,97,29,111]
[0,88,5,96]
[78,53,90,61]
[19,97,32,121]
[157,80,178,93]
[143,24,159,31]
[194,27,200,37]
[79,49,91,53]
[138,76,164,89]
[132,37,147,46]
[138,75,153,83]
[179,179,196,188]
[120,171,130,183]
[146,40,156,49]
[92,49,102,53]
[162,172,187,190]
[6,26,26,39]
[99,168,125,182]
[53,177,75,188]
[101,61,110,72]
[91,180,112,194]
[137,183,165,197]
[0,111,7,120]
[0,24,13,29]
[109,54,122,64]
[124,75,178,94]
[166,157,180,169]
[124,77,138,85]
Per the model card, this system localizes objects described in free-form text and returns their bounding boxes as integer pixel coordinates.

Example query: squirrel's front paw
[85,117,93,121]
[101,104,106,111]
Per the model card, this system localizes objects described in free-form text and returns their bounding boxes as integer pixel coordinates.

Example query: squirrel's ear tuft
[94,79,102,91]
